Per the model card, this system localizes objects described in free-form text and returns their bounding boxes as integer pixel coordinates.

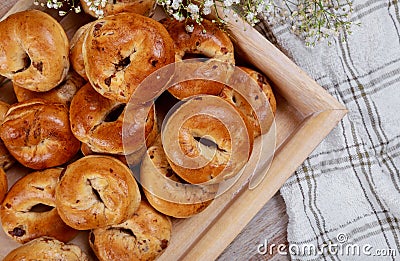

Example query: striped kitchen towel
[260,0,400,260]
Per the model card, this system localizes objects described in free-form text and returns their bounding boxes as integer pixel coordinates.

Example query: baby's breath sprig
[36,0,356,46]
[33,0,82,16]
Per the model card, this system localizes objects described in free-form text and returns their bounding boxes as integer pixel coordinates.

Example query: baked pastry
[55,155,141,230]
[80,0,156,18]
[162,95,252,184]
[0,10,69,92]
[3,237,88,261]
[161,18,234,100]
[0,99,80,169]
[0,168,7,204]
[220,66,277,137]
[89,200,171,261]
[0,168,78,244]
[0,101,14,170]
[70,22,93,80]
[83,12,175,102]
[141,137,217,218]
[70,83,158,155]
[13,70,86,107]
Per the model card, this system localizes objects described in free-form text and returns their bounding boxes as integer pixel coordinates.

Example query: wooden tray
[0,1,347,260]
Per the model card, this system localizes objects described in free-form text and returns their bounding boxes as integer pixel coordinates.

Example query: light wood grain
[0,2,347,260]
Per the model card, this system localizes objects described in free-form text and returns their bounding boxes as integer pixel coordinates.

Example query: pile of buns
[0,3,276,260]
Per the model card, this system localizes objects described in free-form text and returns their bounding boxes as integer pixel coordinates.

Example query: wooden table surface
[0,2,289,260]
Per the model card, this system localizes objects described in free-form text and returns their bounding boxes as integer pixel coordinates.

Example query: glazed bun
[0,10,69,92]
[3,237,88,261]
[0,168,78,244]
[89,200,171,261]
[83,12,175,102]
[70,22,93,80]
[55,155,141,230]
[141,137,216,218]
[0,99,80,170]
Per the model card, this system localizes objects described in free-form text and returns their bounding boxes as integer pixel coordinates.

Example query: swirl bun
[0,168,78,244]
[0,99,80,170]
[89,200,171,261]
[3,237,88,261]
[55,155,141,230]
[0,10,69,92]
[83,12,175,102]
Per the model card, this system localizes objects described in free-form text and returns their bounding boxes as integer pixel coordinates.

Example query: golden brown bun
[141,138,216,218]
[70,83,157,155]
[55,155,141,230]
[3,237,89,261]
[83,12,175,102]
[0,101,14,170]
[80,0,156,18]
[162,96,252,184]
[89,200,171,261]
[161,19,234,100]
[0,10,69,92]
[0,99,80,170]
[70,22,93,80]
[0,168,78,244]
[0,168,7,204]
[13,70,86,107]
[219,67,276,137]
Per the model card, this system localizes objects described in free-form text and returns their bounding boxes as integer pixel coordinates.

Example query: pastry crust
[3,237,89,261]
[83,12,175,102]
[89,200,171,261]
[0,99,80,170]
[0,10,69,92]
[55,155,141,230]
[0,168,78,244]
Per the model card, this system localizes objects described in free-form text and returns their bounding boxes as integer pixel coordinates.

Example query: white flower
[187,3,199,14]
[223,0,233,7]
[171,0,180,10]
[59,10,67,16]
[185,24,194,33]
[46,2,52,8]
[204,0,214,8]
[246,12,255,22]
[202,7,211,15]
[74,6,81,13]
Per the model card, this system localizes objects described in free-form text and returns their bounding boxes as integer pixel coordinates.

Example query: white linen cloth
[260,0,400,259]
